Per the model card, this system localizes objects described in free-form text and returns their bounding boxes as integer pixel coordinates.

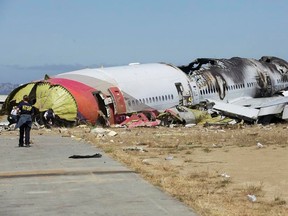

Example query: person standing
[16,95,34,147]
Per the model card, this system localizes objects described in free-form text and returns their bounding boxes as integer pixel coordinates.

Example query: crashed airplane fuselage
[2,56,288,125]
[180,56,288,121]
[180,56,288,103]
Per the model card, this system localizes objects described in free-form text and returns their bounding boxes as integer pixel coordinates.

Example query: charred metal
[178,56,288,101]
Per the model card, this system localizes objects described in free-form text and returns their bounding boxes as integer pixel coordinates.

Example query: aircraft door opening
[92,91,110,121]
[175,83,184,106]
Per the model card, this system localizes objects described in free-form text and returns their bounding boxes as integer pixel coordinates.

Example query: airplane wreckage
[1,56,288,127]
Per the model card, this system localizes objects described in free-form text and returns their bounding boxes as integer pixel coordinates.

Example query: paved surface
[0,133,197,216]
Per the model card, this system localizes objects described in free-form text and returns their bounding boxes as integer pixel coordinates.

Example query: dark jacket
[16,114,32,128]
[15,100,34,128]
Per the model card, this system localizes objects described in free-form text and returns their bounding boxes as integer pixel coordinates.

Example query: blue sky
[0,0,287,84]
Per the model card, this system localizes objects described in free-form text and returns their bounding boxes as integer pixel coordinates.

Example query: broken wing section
[208,94,288,122]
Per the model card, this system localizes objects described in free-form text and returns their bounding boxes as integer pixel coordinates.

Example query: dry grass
[68,124,288,216]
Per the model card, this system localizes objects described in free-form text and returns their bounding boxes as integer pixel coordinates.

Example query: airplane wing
[207,94,288,122]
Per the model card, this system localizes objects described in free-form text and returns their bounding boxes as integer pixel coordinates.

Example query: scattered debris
[69,153,102,159]
[142,159,151,165]
[91,127,107,134]
[165,155,174,160]
[123,146,147,152]
[58,128,68,133]
[228,119,238,125]
[120,112,160,128]
[158,106,207,126]
[91,128,118,137]
[247,194,257,202]
[220,173,231,178]
[256,142,264,148]
[212,144,222,148]
[107,131,117,137]
[185,123,196,128]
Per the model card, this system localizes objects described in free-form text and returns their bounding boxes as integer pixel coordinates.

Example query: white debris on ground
[220,173,231,178]
[247,194,257,202]
[142,159,151,165]
[91,128,118,137]
[256,142,264,148]
[185,124,196,128]
[165,155,174,160]
[123,146,147,152]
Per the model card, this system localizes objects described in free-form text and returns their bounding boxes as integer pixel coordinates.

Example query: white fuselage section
[55,59,288,115]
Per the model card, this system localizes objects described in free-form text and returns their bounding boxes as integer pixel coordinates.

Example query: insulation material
[48,78,99,124]
[10,83,35,103]
[34,83,77,121]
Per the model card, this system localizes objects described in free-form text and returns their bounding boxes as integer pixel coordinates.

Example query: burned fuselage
[179,56,288,104]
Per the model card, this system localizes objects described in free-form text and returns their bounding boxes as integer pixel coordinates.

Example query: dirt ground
[1,114,288,216]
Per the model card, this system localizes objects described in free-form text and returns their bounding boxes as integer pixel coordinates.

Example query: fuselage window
[128,101,131,107]
[168,95,171,100]
[149,97,152,103]
[159,96,161,101]
[146,98,149,103]
[162,96,165,101]
[165,95,168,100]
[171,94,174,99]
[132,100,135,106]
[152,97,155,102]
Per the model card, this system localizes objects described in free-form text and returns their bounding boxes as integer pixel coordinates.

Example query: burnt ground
[1,114,288,216]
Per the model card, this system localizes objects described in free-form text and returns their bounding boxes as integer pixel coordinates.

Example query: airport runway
[0,133,197,216]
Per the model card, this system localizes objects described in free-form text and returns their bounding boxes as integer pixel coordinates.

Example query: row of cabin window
[277,78,288,83]
[200,82,256,95]
[127,94,174,107]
